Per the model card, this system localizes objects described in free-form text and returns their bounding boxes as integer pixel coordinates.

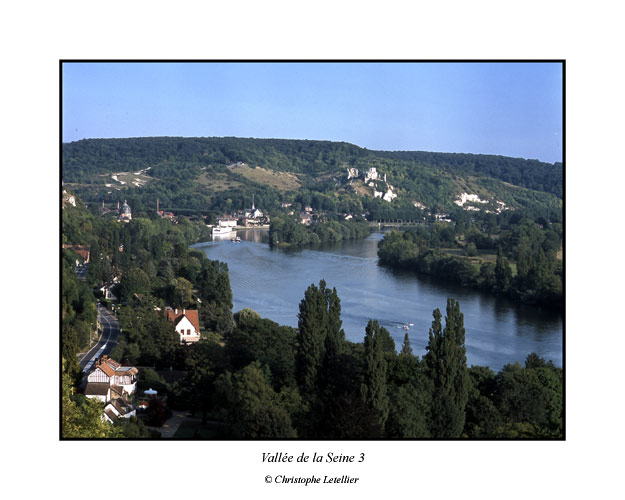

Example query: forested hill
[62,137,367,180]
[62,136,562,219]
[63,136,561,194]
[371,150,562,197]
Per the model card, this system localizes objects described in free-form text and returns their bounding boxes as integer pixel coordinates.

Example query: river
[194,229,563,371]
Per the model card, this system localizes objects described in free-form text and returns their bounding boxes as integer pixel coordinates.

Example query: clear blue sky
[62,62,563,163]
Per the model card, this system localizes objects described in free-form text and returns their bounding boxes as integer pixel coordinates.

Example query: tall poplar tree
[400,332,413,356]
[362,320,390,433]
[296,283,327,397]
[495,246,512,292]
[323,282,345,358]
[425,298,469,437]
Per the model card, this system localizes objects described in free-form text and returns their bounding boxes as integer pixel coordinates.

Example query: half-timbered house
[84,355,138,401]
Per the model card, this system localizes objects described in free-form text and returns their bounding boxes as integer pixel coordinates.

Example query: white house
[165,308,201,344]
[85,355,138,402]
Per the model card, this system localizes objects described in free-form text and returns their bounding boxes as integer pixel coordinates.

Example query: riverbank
[377,231,563,310]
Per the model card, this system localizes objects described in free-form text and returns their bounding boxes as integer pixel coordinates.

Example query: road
[76,263,88,281]
[79,303,120,375]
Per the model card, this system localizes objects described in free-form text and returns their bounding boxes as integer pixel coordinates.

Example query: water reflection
[194,230,562,370]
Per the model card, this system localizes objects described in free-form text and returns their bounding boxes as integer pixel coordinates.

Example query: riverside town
[62,62,563,440]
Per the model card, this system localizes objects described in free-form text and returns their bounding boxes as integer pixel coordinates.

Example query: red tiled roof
[99,363,114,377]
[165,309,200,333]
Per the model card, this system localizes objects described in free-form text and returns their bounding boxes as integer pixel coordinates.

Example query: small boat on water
[403,325,410,330]
[231,236,241,242]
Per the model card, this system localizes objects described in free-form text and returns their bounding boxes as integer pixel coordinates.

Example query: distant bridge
[369,219,425,227]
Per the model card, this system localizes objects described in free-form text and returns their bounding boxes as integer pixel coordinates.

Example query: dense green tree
[62,363,122,438]
[495,246,513,292]
[322,281,346,358]
[170,277,193,308]
[386,384,430,438]
[227,314,297,390]
[296,283,328,397]
[118,267,151,302]
[361,320,390,433]
[424,299,469,437]
[493,361,562,437]
[221,362,297,438]
[400,333,413,356]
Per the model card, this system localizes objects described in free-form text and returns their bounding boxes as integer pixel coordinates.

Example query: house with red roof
[84,355,138,402]
[165,307,201,344]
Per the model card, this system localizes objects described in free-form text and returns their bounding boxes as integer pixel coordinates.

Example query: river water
[194,230,563,371]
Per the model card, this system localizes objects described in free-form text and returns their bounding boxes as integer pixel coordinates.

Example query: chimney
[175,308,178,314]
[183,308,185,314]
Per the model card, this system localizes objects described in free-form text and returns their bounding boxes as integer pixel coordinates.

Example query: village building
[102,398,136,423]
[62,244,90,264]
[84,355,138,402]
[155,199,175,219]
[119,200,132,222]
[99,276,120,300]
[165,307,201,344]
[300,212,313,225]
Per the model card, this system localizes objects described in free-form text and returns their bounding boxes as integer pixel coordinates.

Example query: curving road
[79,303,120,375]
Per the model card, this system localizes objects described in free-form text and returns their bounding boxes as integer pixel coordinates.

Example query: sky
[62,62,563,163]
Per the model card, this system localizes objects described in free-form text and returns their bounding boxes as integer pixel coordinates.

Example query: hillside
[62,137,562,219]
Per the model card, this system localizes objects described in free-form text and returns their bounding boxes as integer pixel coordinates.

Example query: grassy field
[195,170,244,192]
[444,248,518,276]
[229,164,301,191]
[350,179,373,197]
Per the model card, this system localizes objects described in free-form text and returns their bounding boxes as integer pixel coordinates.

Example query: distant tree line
[269,217,370,248]
[377,213,563,309]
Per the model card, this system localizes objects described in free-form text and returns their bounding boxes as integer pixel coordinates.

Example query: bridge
[369,219,425,228]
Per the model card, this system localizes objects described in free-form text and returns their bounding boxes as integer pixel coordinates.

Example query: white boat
[212,225,234,236]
